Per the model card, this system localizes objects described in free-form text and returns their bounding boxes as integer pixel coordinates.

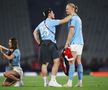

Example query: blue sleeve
[70,17,76,27]
[34,21,43,32]
[50,19,60,26]
[34,25,39,32]
[13,50,19,58]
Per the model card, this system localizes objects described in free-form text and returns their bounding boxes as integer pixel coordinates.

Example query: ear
[48,12,51,16]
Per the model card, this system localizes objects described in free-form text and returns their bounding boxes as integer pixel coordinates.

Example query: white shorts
[13,66,23,79]
[70,44,84,55]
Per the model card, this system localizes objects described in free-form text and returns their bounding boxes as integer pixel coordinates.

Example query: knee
[69,60,75,64]
[76,56,82,64]
[4,72,11,78]
[4,72,8,77]
[42,64,48,69]
[77,59,82,64]
[54,59,60,65]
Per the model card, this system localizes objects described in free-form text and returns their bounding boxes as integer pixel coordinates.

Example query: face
[49,11,55,19]
[66,5,74,15]
[8,40,12,48]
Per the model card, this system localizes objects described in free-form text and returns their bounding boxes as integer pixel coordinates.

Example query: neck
[70,12,76,16]
[47,16,52,19]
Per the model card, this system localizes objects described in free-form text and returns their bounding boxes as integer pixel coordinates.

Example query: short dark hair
[10,37,18,50]
[43,8,53,18]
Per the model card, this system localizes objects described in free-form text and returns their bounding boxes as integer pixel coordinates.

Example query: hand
[0,45,4,55]
[0,45,2,49]
[37,42,40,46]
[0,47,3,53]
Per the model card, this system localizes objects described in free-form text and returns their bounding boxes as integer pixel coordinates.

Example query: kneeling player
[0,37,23,87]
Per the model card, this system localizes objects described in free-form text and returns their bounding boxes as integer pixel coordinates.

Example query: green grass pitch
[0,75,108,90]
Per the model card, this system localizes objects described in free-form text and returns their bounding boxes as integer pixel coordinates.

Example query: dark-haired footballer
[0,37,23,87]
[33,8,72,87]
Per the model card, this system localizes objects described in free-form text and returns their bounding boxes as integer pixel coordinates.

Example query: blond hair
[67,3,78,13]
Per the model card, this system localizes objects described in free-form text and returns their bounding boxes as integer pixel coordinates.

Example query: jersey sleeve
[70,16,76,27]
[13,50,19,58]
[34,25,39,32]
[50,19,60,26]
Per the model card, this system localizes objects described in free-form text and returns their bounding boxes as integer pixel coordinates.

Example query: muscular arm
[33,30,40,45]
[59,15,72,24]
[65,26,74,47]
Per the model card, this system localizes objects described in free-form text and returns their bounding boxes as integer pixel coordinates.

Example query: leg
[13,68,24,87]
[77,56,83,81]
[75,55,83,87]
[51,58,59,76]
[49,58,62,87]
[48,43,62,87]
[4,71,20,81]
[75,45,83,87]
[41,63,49,87]
[64,52,77,87]
[50,43,60,77]
[68,51,76,80]
[41,63,48,76]
[2,77,17,86]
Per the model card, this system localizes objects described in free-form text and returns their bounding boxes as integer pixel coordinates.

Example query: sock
[51,75,56,81]
[79,80,82,83]
[77,64,83,80]
[43,76,47,83]
[67,79,72,85]
[68,64,75,80]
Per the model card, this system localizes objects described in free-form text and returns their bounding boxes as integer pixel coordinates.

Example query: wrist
[65,43,69,47]
[38,43,40,46]
[66,42,69,45]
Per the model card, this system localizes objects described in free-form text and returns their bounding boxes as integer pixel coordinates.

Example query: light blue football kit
[68,15,83,81]
[35,18,60,43]
[11,49,21,67]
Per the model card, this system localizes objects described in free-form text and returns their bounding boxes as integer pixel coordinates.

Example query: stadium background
[0,0,108,74]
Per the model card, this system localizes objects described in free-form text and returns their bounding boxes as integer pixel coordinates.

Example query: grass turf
[0,75,108,90]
